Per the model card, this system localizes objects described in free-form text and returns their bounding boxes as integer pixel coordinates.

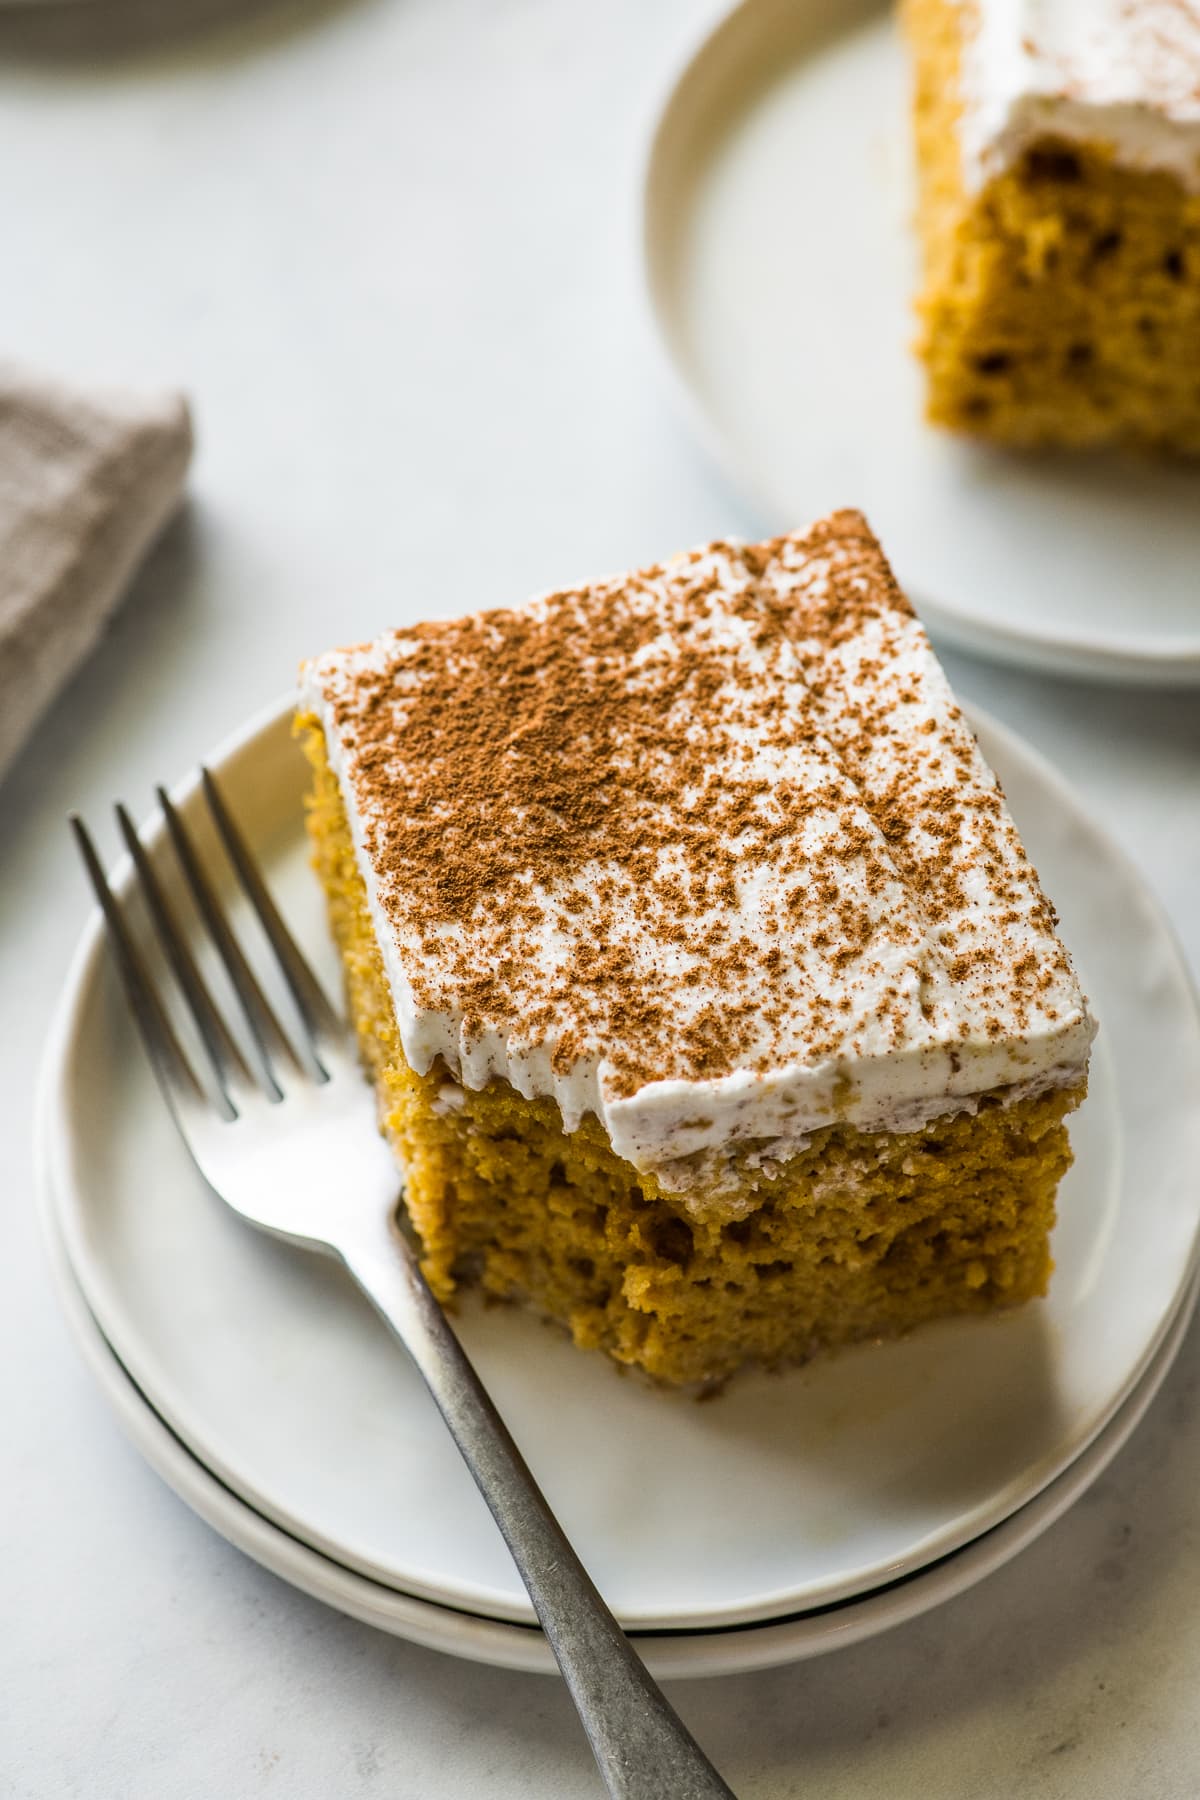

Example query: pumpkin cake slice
[297,510,1095,1387]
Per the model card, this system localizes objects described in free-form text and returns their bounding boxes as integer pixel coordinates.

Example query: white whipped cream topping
[300,520,1095,1202]
[956,0,1200,191]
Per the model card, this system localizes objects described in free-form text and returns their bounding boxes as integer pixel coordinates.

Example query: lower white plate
[39,1174,1198,1678]
[642,0,1200,684]
[41,699,1200,1632]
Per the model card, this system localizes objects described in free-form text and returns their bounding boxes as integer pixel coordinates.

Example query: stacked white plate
[39,700,1200,1677]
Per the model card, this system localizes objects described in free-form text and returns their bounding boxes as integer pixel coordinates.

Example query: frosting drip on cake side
[955,0,1200,191]
[299,511,1095,1199]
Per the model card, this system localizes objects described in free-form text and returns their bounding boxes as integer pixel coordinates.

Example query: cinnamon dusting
[305,510,1078,1101]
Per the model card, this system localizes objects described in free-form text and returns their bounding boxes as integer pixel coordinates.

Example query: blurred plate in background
[643,0,1200,685]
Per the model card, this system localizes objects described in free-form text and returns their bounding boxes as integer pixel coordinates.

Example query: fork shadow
[686,1306,1067,1523]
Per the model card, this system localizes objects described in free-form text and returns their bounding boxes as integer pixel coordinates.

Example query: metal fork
[70,773,736,1800]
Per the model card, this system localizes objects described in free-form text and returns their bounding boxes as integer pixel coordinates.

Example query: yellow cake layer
[300,715,1082,1387]
[903,0,1200,453]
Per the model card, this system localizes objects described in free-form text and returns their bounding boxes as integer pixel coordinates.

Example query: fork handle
[340,1223,737,1800]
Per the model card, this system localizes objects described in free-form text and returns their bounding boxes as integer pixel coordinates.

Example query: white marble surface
[2,2,1199,1795]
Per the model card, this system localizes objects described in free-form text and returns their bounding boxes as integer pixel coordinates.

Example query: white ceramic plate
[38,1168,1199,1678]
[42,699,1200,1631]
[643,0,1200,685]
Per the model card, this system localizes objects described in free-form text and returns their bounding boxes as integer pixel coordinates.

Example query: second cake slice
[904,0,1200,452]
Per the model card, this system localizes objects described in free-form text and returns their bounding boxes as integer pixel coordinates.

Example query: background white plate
[43,700,1200,1632]
[643,0,1200,685]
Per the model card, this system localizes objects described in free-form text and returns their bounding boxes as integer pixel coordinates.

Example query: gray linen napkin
[0,363,193,781]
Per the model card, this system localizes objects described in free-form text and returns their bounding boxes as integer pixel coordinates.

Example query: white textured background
[2,2,1199,1795]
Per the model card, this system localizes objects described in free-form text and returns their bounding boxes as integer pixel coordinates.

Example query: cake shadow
[677,1301,1071,1523]
[436,1282,1077,1632]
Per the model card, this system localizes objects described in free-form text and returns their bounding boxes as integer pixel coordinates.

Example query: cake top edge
[300,507,883,681]
[952,0,1200,190]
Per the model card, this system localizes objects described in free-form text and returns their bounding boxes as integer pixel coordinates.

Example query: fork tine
[115,802,254,1102]
[156,784,298,1095]
[201,766,341,1056]
[70,814,203,1110]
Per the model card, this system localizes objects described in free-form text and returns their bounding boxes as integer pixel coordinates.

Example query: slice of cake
[298,511,1095,1387]
[903,0,1200,451]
